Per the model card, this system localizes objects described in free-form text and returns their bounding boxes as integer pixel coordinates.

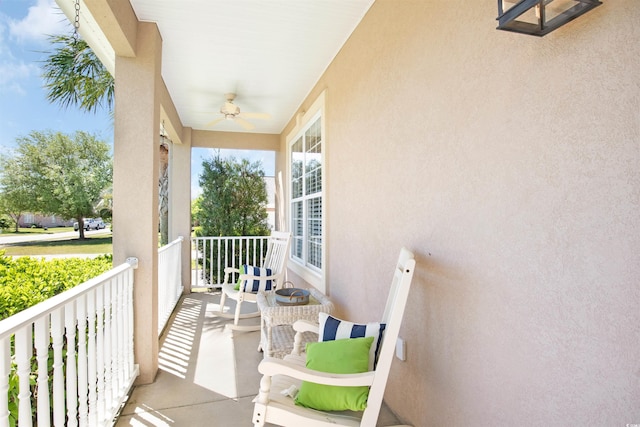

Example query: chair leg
[219,291,227,314]
[252,375,271,426]
[224,297,261,331]
[233,296,243,327]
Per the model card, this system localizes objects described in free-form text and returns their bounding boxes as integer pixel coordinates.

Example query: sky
[0,0,112,149]
[0,0,274,199]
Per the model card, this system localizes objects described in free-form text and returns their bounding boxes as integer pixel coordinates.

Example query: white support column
[169,127,192,293]
[113,21,162,384]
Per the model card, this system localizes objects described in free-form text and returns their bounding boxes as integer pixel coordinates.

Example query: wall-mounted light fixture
[497,0,602,36]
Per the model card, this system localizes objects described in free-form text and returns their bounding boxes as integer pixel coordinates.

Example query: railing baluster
[35,316,51,427]
[216,238,221,285]
[116,273,125,394]
[0,337,9,427]
[242,237,247,265]
[76,295,88,426]
[201,238,205,285]
[126,268,135,377]
[102,280,113,418]
[110,276,119,411]
[232,238,236,274]
[95,284,105,425]
[252,237,256,264]
[253,237,258,265]
[86,290,98,427]
[192,238,199,288]
[51,308,65,427]
[113,275,121,396]
[209,238,215,285]
[65,303,78,427]
[15,326,33,427]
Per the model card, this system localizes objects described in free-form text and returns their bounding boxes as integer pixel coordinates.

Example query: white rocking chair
[217,231,291,331]
[252,247,416,427]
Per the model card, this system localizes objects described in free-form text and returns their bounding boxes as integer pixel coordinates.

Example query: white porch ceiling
[125,0,374,135]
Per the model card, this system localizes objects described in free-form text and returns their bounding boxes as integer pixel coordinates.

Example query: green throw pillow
[234,265,245,290]
[295,336,374,412]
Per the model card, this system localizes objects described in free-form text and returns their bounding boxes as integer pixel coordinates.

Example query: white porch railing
[0,258,139,427]
[158,236,184,336]
[191,236,270,290]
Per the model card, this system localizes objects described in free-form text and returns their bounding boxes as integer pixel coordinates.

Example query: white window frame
[286,92,326,292]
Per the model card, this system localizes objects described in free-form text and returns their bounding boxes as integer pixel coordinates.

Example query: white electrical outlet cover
[396,338,406,361]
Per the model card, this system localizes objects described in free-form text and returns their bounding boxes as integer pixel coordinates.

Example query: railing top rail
[0,257,138,340]
[158,235,185,254]
[191,235,269,240]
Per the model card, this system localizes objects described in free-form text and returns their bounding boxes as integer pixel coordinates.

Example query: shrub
[0,252,113,320]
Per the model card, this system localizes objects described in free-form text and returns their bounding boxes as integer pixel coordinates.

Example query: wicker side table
[257,287,334,358]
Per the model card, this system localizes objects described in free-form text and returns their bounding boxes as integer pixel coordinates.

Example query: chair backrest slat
[261,231,291,287]
[361,247,415,426]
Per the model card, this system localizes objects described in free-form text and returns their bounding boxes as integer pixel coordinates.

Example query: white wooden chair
[217,231,291,331]
[252,247,416,427]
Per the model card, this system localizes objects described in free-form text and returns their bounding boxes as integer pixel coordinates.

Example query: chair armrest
[221,267,241,287]
[258,357,375,387]
[292,319,319,334]
[290,320,319,356]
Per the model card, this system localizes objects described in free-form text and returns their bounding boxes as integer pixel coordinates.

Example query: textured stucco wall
[283,0,640,424]
[113,21,162,384]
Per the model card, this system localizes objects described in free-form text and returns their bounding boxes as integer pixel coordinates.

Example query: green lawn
[0,235,112,256]
[0,227,75,235]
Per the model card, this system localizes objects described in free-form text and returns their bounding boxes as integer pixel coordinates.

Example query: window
[290,114,323,273]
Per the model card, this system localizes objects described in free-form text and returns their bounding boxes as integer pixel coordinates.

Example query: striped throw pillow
[239,265,273,292]
[318,312,386,370]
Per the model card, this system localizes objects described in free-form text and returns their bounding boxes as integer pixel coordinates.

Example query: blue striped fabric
[318,312,386,370]
[240,265,273,292]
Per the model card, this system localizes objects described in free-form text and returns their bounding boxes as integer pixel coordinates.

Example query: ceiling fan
[205,93,270,130]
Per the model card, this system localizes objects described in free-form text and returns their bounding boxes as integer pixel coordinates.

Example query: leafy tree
[191,195,203,232]
[0,215,10,230]
[0,131,112,239]
[196,153,270,237]
[41,35,114,113]
[195,153,270,282]
[0,160,38,232]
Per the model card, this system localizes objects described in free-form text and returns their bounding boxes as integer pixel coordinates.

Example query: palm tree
[95,186,113,223]
[42,34,173,244]
[41,34,114,113]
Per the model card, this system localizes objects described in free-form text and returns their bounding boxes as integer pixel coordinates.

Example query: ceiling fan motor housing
[206,92,268,130]
[221,99,241,117]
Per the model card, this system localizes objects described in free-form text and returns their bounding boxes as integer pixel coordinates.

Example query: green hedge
[0,252,113,321]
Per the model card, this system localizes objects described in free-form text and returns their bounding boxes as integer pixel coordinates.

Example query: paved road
[0,228,111,245]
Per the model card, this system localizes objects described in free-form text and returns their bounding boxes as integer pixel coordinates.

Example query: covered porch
[44,0,640,425]
[0,238,403,426]
[115,292,401,426]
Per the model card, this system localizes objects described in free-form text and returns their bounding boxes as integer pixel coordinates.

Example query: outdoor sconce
[496,0,602,36]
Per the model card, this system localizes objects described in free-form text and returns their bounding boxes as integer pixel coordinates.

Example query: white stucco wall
[282,0,640,424]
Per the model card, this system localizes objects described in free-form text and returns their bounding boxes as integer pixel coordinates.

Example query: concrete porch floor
[115,292,403,427]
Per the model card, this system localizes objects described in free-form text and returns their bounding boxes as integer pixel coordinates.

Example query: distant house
[18,213,75,228]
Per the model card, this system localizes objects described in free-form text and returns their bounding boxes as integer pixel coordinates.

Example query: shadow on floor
[116,292,401,426]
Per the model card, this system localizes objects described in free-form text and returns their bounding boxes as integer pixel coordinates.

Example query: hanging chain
[73,0,81,40]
